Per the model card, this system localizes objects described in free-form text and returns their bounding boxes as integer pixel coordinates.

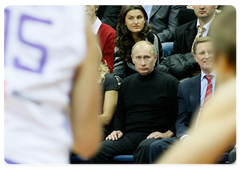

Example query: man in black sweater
[90,41,179,163]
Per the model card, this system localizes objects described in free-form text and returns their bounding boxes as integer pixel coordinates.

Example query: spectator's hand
[147,131,165,139]
[106,130,123,141]
[147,130,173,139]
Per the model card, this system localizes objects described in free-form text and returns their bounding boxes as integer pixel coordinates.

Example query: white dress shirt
[91,17,102,35]
[142,5,153,23]
[196,14,215,37]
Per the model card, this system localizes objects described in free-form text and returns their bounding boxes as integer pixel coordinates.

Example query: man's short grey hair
[192,36,212,54]
[131,41,157,56]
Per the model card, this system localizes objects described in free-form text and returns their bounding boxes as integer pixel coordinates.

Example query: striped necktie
[191,26,204,53]
[195,74,214,129]
[203,75,214,107]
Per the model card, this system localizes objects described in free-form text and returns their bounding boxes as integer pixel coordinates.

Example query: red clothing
[97,22,116,72]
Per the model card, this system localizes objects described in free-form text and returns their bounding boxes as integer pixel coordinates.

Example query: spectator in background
[178,5,222,26]
[175,36,216,141]
[4,5,101,164]
[145,37,217,164]
[86,5,116,72]
[158,5,218,80]
[142,5,184,57]
[97,5,122,30]
[90,41,179,164]
[97,45,118,139]
[157,5,236,164]
[70,43,118,163]
[113,5,163,80]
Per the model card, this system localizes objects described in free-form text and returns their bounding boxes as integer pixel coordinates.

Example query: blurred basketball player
[4,5,102,164]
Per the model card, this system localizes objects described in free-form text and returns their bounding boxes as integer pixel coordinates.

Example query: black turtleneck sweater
[114,69,179,135]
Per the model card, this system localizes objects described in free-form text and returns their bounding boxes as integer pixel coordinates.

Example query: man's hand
[106,130,123,141]
[147,130,173,139]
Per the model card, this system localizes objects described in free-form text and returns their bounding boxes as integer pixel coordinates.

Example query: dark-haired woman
[113,5,163,80]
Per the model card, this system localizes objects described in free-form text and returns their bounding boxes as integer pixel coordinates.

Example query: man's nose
[199,5,205,9]
[204,51,213,59]
[141,59,146,65]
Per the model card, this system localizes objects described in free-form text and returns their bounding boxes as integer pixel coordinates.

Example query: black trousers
[148,137,177,163]
[133,138,159,163]
[89,132,149,163]
[134,137,177,164]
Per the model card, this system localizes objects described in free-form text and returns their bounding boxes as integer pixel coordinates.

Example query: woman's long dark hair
[115,5,152,62]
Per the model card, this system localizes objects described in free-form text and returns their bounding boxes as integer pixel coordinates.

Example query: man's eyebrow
[134,55,141,57]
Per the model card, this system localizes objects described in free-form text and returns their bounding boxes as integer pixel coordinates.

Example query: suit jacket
[171,13,218,55]
[178,8,197,26]
[171,19,197,55]
[98,22,116,72]
[178,3,226,25]
[97,5,122,30]
[156,19,199,80]
[175,74,201,138]
[149,5,184,43]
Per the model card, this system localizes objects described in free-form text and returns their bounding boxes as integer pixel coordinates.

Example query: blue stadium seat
[112,155,134,163]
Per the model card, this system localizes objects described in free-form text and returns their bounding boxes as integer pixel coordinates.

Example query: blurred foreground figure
[4,6,102,164]
[157,5,236,164]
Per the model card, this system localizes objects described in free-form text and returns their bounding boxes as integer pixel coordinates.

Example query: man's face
[194,41,215,74]
[192,5,218,19]
[85,5,97,20]
[131,43,157,76]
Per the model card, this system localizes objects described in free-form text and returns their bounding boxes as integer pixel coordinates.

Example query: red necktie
[195,75,214,129]
[203,75,214,107]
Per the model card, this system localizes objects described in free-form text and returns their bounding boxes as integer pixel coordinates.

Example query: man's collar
[201,70,217,80]
[196,13,216,30]
[91,17,102,35]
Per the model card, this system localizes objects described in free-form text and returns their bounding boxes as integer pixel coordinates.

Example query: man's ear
[193,54,198,63]
[131,55,135,64]
[155,54,158,62]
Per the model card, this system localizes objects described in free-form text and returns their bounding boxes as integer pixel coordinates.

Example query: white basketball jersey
[4,6,87,163]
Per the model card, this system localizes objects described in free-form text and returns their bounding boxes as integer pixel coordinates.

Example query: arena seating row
[70,153,230,164]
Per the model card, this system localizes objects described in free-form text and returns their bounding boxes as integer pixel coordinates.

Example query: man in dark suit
[144,5,183,43]
[171,5,218,54]
[178,5,224,26]
[157,6,236,163]
[135,37,216,164]
[158,5,218,80]
[142,5,184,57]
